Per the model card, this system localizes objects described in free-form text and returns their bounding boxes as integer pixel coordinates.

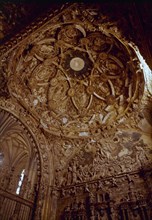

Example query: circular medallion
[68,88,75,97]
[70,57,85,71]
[50,78,58,86]
[62,50,92,79]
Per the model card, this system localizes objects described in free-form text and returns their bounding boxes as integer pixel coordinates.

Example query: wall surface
[0,2,152,219]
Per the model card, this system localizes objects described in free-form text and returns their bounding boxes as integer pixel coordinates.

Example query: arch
[0,102,53,219]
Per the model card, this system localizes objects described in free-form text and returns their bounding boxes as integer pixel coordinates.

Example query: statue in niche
[134,140,149,166]
[66,160,78,185]
[77,165,86,182]
[55,168,62,186]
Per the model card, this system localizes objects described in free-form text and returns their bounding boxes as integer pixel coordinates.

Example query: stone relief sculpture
[54,130,150,187]
[4,3,144,139]
[0,2,152,220]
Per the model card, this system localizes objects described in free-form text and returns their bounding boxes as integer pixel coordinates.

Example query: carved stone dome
[7,4,144,138]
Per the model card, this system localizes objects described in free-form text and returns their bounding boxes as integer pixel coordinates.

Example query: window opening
[128,42,152,95]
[16,169,25,195]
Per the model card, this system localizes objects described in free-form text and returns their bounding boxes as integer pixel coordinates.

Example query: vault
[5,3,145,139]
[0,2,152,220]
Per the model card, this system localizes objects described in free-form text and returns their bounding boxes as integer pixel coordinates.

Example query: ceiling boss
[8,5,144,138]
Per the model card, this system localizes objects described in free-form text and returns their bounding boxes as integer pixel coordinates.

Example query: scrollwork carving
[5,3,144,139]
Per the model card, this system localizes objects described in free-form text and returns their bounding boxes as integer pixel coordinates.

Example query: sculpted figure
[68,161,77,184]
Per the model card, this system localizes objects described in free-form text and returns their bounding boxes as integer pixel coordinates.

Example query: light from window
[16,169,25,195]
[128,42,152,95]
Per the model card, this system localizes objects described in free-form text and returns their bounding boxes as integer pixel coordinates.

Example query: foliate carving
[6,3,144,138]
[0,62,9,98]
[54,130,150,187]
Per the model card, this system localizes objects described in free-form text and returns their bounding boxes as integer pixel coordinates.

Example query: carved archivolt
[5,3,144,139]
[0,110,39,200]
[0,100,52,219]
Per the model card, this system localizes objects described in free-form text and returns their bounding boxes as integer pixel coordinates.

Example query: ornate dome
[7,4,144,138]
[0,2,152,220]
